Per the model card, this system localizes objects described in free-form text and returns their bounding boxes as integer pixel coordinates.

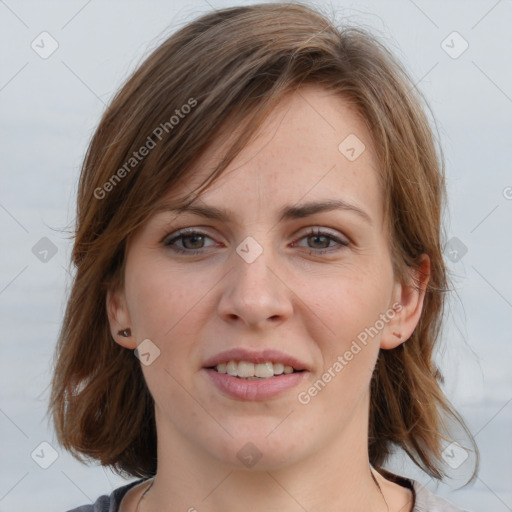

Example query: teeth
[214,360,297,378]
[238,361,255,378]
[216,362,227,373]
[226,361,237,376]
[273,362,284,375]
[255,362,274,378]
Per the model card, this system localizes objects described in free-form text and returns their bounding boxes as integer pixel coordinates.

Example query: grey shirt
[66,476,469,512]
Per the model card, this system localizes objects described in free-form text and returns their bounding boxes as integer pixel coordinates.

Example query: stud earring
[392,331,402,340]
[118,328,132,337]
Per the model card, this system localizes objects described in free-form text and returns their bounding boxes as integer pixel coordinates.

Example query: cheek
[310,259,394,340]
[305,273,390,409]
[124,254,191,338]
[302,258,394,400]
[123,256,207,401]
[124,255,225,356]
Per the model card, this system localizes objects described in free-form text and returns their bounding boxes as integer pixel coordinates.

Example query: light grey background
[1,1,511,511]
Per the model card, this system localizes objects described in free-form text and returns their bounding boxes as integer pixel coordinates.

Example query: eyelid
[161,227,217,247]
[292,227,349,251]
[295,226,348,242]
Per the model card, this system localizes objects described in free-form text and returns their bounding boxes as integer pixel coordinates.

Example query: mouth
[203,363,307,401]
[206,360,305,380]
[202,348,309,399]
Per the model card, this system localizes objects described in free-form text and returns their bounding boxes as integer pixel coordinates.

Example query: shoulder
[65,478,149,512]
[410,479,470,512]
[377,468,468,512]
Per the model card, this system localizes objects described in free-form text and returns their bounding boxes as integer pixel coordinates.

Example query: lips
[203,367,307,400]
[202,347,309,372]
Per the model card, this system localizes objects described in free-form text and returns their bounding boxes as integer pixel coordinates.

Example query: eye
[162,227,349,256]
[293,228,349,255]
[163,229,217,255]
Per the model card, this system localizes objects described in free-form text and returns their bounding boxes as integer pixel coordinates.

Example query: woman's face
[109,84,427,470]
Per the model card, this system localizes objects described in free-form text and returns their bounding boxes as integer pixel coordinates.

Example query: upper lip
[203,348,309,371]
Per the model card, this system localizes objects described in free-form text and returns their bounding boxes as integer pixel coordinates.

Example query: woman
[49,3,478,511]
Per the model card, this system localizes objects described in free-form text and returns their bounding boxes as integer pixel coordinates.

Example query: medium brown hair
[48,2,478,480]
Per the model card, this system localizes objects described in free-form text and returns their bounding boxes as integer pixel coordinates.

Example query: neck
[142,404,389,512]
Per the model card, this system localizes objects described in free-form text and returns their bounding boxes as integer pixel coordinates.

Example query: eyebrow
[163,199,372,225]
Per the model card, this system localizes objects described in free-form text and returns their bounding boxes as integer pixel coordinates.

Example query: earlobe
[106,287,136,349]
[381,254,430,350]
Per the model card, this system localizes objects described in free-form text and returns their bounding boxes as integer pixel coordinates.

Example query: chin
[212,426,308,471]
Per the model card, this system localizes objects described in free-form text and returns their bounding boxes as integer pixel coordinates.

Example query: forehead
[161,84,382,223]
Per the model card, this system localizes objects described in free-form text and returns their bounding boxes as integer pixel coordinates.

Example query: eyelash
[162,227,349,256]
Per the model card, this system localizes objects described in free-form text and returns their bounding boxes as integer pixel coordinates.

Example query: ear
[381,254,430,350]
[106,285,137,349]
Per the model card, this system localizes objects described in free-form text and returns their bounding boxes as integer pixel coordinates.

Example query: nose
[216,243,294,329]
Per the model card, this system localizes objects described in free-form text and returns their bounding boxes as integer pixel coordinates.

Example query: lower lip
[203,368,307,401]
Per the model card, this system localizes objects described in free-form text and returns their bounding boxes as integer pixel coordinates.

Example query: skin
[108,84,430,512]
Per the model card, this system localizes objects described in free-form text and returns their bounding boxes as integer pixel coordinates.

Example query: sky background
[0,0,511,511]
